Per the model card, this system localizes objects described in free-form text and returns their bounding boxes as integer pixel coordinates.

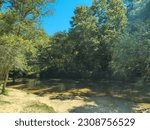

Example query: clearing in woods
[0,79,149,113]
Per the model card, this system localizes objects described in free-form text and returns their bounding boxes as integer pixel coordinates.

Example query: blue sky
[41,0,92,35]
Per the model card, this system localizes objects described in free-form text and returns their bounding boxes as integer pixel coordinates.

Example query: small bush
[22,102,55,113]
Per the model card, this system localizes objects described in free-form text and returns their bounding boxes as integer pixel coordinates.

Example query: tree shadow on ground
[8,79,150,103]
[7,78,150,113]
[69,96,135,113]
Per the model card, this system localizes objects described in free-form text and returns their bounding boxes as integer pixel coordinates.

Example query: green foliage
[39,0,149,82]
[1,0,149,84]
[67,0,127,78]
[111,21,150,81]
[127,0,150,20]
[1,0,55,19]
[0,34,28,69]
[136,0,150,20]
[0,0,54,93]
[38,0,129,79]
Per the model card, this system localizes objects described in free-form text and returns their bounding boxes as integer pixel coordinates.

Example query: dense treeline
[0,0,150,94]
[39,0,150,81]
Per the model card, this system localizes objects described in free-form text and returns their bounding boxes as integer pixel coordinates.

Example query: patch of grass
[22,102,55,113]
[0,89,10,96]
[3,90,9,96]
[0,100,11,105]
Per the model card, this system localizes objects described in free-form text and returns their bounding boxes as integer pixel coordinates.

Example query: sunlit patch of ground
[0,88,55,113]
[0,88,96,113]
[47,88,96,99]
[40,96,96,112]
[133,103,150,113]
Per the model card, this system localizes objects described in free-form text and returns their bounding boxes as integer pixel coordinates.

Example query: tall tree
[0,0,53,94]
[68,0,127,78]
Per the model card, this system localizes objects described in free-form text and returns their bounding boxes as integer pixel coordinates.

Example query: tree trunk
[2,71,9,94]
[1,84,5,94]
[12,76,16,84]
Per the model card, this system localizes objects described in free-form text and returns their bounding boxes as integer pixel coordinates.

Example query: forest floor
[0,79,150,113]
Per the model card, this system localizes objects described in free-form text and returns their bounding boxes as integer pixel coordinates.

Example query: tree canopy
[0,0,52,93]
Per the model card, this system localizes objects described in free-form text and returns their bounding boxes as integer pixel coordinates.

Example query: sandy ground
[0,88,150,113]
[0,88,96,113]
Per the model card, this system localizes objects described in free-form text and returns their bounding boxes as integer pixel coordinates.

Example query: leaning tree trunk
[1,84,5,94]
[2,70,9,94]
